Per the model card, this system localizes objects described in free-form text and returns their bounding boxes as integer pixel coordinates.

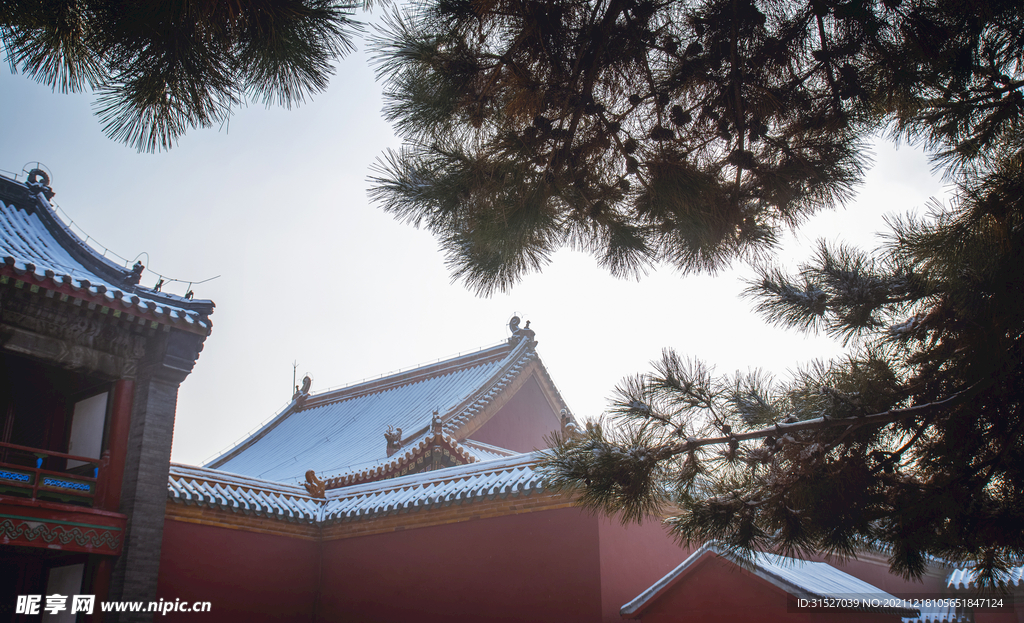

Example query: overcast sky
[1,36,950,468]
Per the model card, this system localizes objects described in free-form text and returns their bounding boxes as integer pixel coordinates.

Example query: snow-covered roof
[168,452,550,524]
[167,463,321,522]
[321,451,547,523]
[621,543,919,618]
[206,340,543,484]
[0,172,213,332]
[947,565,1024,590]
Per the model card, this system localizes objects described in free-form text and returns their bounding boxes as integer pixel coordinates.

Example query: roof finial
[293,374,312,406]
[508,315,538,349]
[123,261,144,287]
[385,425,403,456]
[303,470,326,499]
[25,168,55,200]
[560,408,581,438]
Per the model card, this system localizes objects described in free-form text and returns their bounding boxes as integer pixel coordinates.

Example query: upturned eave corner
[0,171,216,337]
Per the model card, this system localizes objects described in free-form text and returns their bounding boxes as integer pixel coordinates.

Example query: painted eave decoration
[0,497,126,555]
[0,171,213,335]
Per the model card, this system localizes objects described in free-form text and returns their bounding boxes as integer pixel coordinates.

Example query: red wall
[156,519,319,622]
[469,375,560,452]
[157,506,696,623]
[317,507,603,623]
[157,505,989,623]
[975,608,1023,623]
[598,516,694,622]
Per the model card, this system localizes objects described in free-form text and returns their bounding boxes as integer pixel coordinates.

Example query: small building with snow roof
[621,543,919,622]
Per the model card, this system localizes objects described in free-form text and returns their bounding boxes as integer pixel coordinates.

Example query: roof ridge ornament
[507,315,538,349]
[303,470,326,499]
[26,168,55,200]
[560,408,582,438]
[123,261,144,287]
[293,374,312,407]
[384,425,403,457]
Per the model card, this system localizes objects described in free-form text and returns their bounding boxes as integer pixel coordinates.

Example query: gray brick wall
[108,330,203,622]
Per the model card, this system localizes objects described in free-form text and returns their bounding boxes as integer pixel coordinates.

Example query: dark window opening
[0,351,111,476]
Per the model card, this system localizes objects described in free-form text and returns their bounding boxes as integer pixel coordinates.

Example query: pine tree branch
[663,382,978,454]
[869,418,929,474]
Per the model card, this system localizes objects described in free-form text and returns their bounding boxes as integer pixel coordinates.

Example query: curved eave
[0,177,213,334]
[0,261,212,336]
[28,187,214,315]
[168,453,559,528]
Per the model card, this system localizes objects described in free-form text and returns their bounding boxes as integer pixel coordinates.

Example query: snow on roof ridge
[300,340,515,411]
[441,343,539,436]
[169,462,309,495]
[461,438,518,456]
[318,431,483,488]
[1,171,212,306]
[167,463,323,522]
[621,543,919,618]
[309,340,513,398]
[320,452,549,524]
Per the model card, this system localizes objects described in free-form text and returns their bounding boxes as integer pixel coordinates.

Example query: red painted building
[0,170,212,622]
[153,318,1012,623]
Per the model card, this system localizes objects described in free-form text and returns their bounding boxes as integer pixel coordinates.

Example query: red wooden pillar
[98,379,134,512]
[87,556,114,623]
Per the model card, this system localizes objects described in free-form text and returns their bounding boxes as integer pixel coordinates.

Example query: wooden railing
[0,440,102,506]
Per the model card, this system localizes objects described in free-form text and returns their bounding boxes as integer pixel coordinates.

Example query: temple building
[154,319,1010,623]
[2,168,1020,622]
[156,319,694,621]
[0,170,213,621]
